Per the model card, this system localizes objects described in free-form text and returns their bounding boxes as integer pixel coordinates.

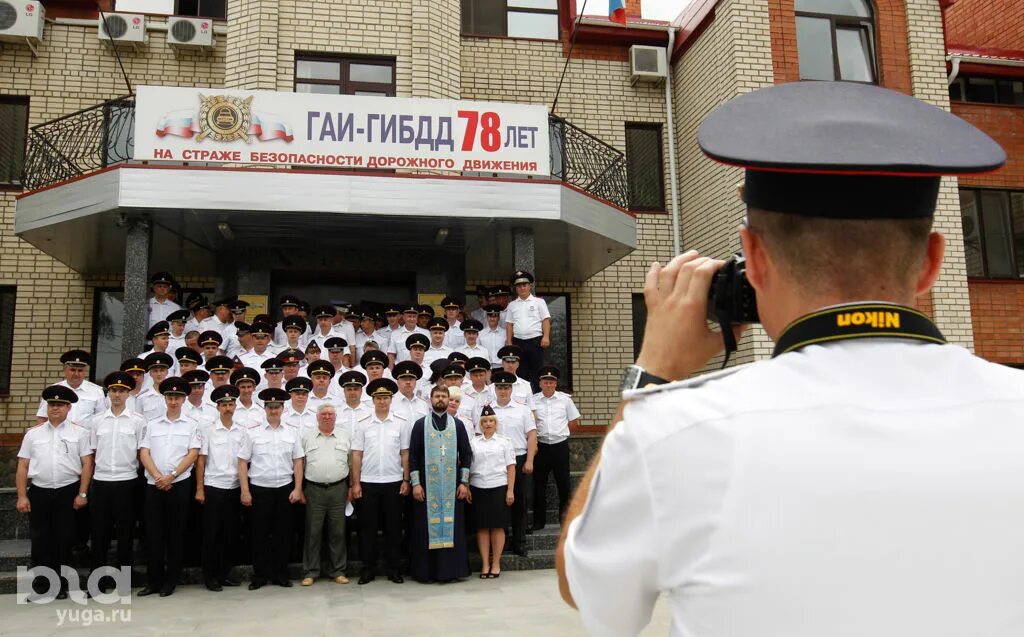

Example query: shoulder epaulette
[623,364,751,400]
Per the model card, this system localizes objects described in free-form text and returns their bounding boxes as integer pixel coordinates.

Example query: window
[0,96,29,188]
[795,0,876,83]
[960,188,1024,278]
[0,287,14,394]
[625,123,665,211]
[91,289,125,383]
[176,0,227,19]
[949,76,1024,106]
[461,0,559,40]
[294,55,396,97]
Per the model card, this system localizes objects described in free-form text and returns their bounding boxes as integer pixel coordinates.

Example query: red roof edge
[947,44,1024,61]
[672,0,719,62]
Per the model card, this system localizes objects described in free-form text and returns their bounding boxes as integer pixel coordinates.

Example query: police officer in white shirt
[283,377,318,430]
[238,388,305,590]
[195,384,246,591]
[336,370,372,439]
[504,271,550,390]
[271,295,308,347]
[35,349,105,426]
[490,371,537,557]
[88,372,146,573]
[423,317,454,368]
[468,286,491,326]
[391,361,431,446]
[135,352,174,422]
[137,377,201,597]
[182,292,209,334]
[202,355,234,404]
[306,360,341,412]
[350,378,409,584]
[354,309,386,361]
[118,358,148,415]
[456,319,489,361]
[478,305,506,370]
[376,303,404,352]
[557,81,1024,637]
[140,322,182,378]
[182,370,217,424]
[198,330,225,364]
[199,299,237,340]
[17,385,94,599]
[439,296,466,349]
[462,357,493,425]
[531,366,579,532]
[223,321,252,360]
[147,272,182,328]
[239,322,277,369]
[386,305,430,366]
[230,367,265,429]
[167,310,190,353]
[494,346,537,411]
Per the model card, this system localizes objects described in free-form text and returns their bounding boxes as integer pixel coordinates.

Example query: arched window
[795,0,877,83]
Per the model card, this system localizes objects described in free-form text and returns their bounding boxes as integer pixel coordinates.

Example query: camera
[706,253,759,324]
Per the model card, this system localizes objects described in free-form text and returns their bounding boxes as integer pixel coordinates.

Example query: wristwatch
[620,365,668,392]
[78,492,88,499]
[171,470,178,478]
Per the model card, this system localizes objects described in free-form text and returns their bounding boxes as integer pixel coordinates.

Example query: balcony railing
[22,96,630,209]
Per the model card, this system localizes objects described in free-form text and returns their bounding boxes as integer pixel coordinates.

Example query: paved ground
[0,570,671,636]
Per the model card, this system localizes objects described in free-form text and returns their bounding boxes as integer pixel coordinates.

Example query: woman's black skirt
[471,485,510,529]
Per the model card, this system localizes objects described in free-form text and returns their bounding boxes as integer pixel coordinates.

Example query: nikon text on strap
[772,303,946,358]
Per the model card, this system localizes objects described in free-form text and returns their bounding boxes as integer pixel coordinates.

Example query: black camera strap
[716,307,739,369]
[772,303,946,358]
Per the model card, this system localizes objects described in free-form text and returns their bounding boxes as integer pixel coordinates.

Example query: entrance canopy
[15,166,636,281]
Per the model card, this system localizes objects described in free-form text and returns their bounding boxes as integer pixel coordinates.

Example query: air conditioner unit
[629,45,667,85]
[98,12,147,46]
[167,16,213,50]
[0,0,45,49]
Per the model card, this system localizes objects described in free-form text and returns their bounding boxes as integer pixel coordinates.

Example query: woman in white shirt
[468,406,515,579]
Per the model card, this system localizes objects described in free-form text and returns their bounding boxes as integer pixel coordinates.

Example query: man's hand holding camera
[636,251,746,382]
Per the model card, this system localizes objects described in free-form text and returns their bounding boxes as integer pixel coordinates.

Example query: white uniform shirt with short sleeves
[237,420,304,488]
[478,326,506,367]
[148,297,182,328]
[232,400,265,429]
[18,421,92,488]
[352,411,406,483]
[140,414,201,485]
[564,340,1024,637]
[505,294,550,339]
[199,419,247,489]
[386,326,430,363]
[532,391,580,445]
[88,408,146,481]
[336,402,372,440]
[283,404,318,431]
[490,400,536,455]
[469,433,515,489]
[36,380,105,425]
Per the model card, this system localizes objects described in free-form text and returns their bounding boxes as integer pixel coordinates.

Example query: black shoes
[274,579,293,588]
[221,576,241,587]
[358,573,375,585]
[137,587,159,597]
[159,586,176,597]
[205,580,223,592]
[248,578,266,591]
[388,573,404,584]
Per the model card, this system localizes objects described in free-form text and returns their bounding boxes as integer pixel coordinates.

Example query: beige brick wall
[674,0,776,368]
[461,38,674,425]
[905,0,974,348]
[0,22,224,434]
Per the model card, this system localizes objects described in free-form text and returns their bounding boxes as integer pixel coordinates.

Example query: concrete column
[236,249,271,295]
[512,227,535,276]
[121,218,150,361]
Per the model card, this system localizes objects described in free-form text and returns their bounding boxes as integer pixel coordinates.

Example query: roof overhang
[15,166,636,282]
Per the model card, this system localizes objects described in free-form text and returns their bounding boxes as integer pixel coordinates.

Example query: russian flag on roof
[609,0,627,24]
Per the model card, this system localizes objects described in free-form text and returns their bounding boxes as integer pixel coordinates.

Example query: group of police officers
[16,268,580,598]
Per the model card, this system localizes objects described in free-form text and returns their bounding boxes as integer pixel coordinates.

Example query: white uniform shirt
[135,387,167,422]
[533,391,580,445]
[564,340,1024,637]
[329,321,356,350]
[386,326,430,363]
[140,414,201,485]
[307,392,341,414]
[36,379,105,425]
[469,433,515,489]
[88,408,146,481]
[148,297,182,328]
[168,334,187,354]
[336,402,371,439]
[274,322,312,348]
[199,419,247,489]
[183,399,217,426]
[456,343,490,361]
[184,315,202,334]
[352,411,407,483]
[393,393,431,448]
[239,349,275,369]
[443,322,466,349]
[505,294,550,339]
[232,400,265,429]
[283,404,318,431]
[223,337,249,360]
[490,400,536,455]
[478,326,506,367]
[238,420,304,488]
[377,324,403,352]
[488,377,536,410]
[302,427,352,484]
[18,420,92,488]
[355,330,387,361]
[198,316,234,338]
[139,349,181,378]
[423,345,453,369]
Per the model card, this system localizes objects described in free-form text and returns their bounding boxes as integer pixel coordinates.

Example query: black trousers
[202,486,241,582]
[358,481,403,576]
[512,336,544,390]
[510,454,531,546]
[90,479,136,569]
[28,483,78,588]
[144,480,190,591]
[251,483,293,583]
[533,440,570,528]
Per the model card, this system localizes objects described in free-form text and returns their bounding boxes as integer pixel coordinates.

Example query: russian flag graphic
[155,110,201,138]
[609,0,627,24]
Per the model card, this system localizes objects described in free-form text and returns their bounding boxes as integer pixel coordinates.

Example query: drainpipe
[664,28,682,255]
[947,56,961,86]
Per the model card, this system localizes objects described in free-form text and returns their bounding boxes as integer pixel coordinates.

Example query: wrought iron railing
[549,116,630,209]
[21,95,135,191]
[21,98,630,209]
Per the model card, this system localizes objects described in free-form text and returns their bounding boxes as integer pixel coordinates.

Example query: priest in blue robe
[408,384,473,583]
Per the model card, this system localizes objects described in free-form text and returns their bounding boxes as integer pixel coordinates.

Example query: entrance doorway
[270,270,415,317]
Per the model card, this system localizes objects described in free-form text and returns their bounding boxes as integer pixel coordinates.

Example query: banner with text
[133,86,551,176]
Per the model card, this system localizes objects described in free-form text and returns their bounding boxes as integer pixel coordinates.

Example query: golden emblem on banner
[196,94,253,143]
